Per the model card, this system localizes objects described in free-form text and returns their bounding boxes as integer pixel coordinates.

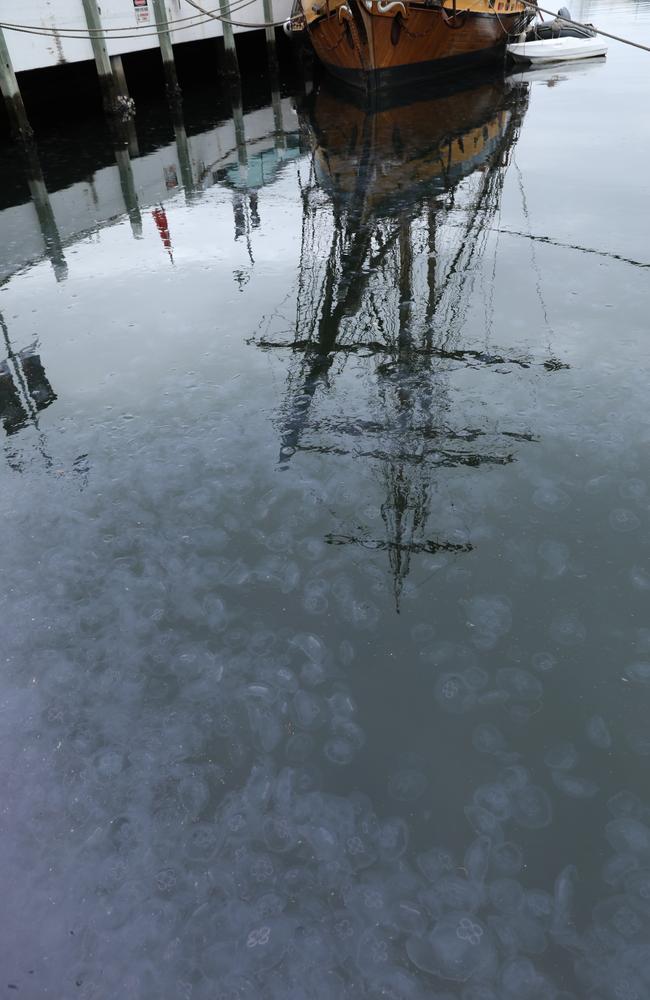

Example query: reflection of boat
[292,0,535,91]
[253,77,567,606]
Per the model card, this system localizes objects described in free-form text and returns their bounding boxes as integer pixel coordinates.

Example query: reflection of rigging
[0,311,88,482]
[253,76,565,608]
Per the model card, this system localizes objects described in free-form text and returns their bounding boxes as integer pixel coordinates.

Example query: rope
[0,5,224,33]
[0,0,284,42]
[184,0,300,29]
[518,0,650,53]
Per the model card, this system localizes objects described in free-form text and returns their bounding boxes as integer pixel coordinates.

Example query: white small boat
[507,7,607,64]
[507,35,608,63]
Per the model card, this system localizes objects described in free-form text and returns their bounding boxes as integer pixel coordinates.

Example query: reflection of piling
[81,0,120,116]
[152,0,182,103]
[19,143,67,282]
[0,25,33,141]
[271,87,286,153]
[113,140,143,239]
[171,107,195,198]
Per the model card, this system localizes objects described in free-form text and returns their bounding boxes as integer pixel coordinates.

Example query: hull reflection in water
[255,75,562,606]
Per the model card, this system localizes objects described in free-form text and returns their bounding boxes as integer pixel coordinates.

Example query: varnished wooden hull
[303,2,530,90]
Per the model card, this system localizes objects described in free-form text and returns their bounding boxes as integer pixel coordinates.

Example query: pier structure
[0,0,292,136]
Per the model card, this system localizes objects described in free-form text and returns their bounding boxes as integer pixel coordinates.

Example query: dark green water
[1,3,650,996]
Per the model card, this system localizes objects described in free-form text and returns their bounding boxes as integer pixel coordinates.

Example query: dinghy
[507,7,607,64]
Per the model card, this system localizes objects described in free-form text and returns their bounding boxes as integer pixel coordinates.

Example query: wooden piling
[151,0,182,102]
[0,25,33,140]
[110,54,130,100]
[263,0,280,78]
[219,0,241,78]
[80,0,119,116]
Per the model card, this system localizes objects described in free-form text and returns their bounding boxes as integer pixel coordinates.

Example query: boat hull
[305,4,529,91]
[507,36,607,63]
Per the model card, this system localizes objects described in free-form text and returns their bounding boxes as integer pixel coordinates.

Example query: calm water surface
[1,4,650,996]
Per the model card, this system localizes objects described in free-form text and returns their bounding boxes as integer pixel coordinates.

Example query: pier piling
[81,0,120,116]
[151,0,182,103]
[0,25,33,140]
[219,0,242,78]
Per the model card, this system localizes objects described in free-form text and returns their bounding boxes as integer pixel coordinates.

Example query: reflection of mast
[252,79,550,604]
[0,311,88,482]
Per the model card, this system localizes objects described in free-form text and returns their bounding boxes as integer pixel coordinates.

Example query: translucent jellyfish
[462,595,512,650]
[532,484,570,511]
[472,723,507,756]
[390,900,428,935]
[512,785,553,830]
[463,666,490,692]
[496,668,543,702]
[624,869,650,915]
[491,841,524,877]
[532,652,557,673]
[525,890,554,925]
[551,771,599,799]
[290,633,325,664]
[465,805,504,842]
[406,913,496,982]
[434,673,473,715]
[609,508,641,533]
[473,783,512,821]
[607,791,646,820]
[302,582,329,615]
[355,926,400,982]
[437,874,485,913]
[262,815,296,854]
[549,612,586,646]
[602,853,640,888]
[94,748,126,779]
[417,847,455,883]
[593,896,647,944]
[462,988,501,1000]
[538,539,570,579]
[377,817,409,862]
[323,738,355,766]
[465,836,491,883]
[184,823,224,862]
[606,819,650,857]
[624,663,650,686]
[293,691,326,730]
[544,743,578,771]
[178,776,210,818]
[490,878,524,914]
[500,957,555,999]
[619,479,647,500]
[239,918,294,973]
[553,865,577,932]
[388,768,428,803]
[586,715,612,750]
[498,765,531,792]
[285,733,315,763]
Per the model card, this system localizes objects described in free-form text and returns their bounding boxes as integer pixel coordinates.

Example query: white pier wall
[0,0,291,73]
